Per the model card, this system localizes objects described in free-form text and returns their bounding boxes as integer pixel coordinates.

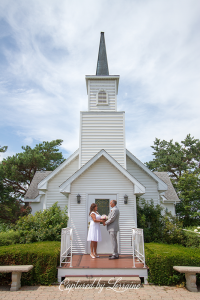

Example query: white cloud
[0,0,200,162]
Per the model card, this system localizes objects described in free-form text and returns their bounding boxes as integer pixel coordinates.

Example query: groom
[103,200,120,259]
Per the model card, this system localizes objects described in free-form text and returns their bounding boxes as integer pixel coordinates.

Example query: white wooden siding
[126,156,159,205]
[70,156,136,254]
[80,112,126,168]
[46,156,79,210]
[88,79,117,111]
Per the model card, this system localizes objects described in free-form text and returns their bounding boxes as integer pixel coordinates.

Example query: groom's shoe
[109,255,118,260]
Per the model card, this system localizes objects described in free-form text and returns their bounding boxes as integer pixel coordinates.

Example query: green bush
[0,241,60,285]
[137,198,184,244]
[0,230,20,246]
[12,202,68,244]
[182,230,200,248]
[145,243,200,285]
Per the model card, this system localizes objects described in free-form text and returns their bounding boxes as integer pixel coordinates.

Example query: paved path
[1,284,200,300]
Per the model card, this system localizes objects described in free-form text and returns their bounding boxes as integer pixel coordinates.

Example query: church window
[97,90,108,105]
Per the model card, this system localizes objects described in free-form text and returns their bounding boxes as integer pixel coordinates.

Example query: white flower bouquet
[101,214,108,220]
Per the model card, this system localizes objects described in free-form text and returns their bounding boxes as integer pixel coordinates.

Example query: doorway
[87,194,117,254]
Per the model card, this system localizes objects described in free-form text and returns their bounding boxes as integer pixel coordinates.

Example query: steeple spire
[96,32,109,76]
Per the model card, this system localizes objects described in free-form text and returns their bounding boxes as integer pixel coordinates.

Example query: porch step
[63,276,141,286]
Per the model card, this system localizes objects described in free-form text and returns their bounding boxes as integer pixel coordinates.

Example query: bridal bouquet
[101,215,108,220]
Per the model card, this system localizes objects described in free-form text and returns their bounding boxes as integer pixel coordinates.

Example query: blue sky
[0,0,200,164]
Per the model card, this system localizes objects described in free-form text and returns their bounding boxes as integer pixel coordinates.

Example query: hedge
[0,230,20,246]
[145,243,200,285]
[0,241,60,285]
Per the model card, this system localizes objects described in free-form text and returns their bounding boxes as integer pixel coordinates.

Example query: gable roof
[126,149,168,191]
[38,149,79,190]
[24,171,52,200]
[60,149,145,195]
[154,172,180,202]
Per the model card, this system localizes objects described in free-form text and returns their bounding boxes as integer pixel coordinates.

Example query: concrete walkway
[1,284,200,300]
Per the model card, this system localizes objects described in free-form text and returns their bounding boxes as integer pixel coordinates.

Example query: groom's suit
[105,205,120,257]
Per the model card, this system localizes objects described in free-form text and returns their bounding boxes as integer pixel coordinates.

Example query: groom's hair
[112,200,117,206]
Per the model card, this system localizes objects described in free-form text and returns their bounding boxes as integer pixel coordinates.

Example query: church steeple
[96,32,109,76]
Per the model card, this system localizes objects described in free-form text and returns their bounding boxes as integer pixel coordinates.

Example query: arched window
[97,90,108,105]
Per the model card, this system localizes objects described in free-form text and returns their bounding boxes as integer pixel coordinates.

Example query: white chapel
[24,32,179,255]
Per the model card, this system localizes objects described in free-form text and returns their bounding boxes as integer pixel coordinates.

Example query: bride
[87,203,105,258]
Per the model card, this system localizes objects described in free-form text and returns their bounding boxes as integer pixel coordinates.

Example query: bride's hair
[89,203,97,215]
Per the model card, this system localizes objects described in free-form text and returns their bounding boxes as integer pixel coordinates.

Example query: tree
[0,140,65,198]
[0,146,8,153]
[145,134,200,182]
[175,171,200,226]
[0,168,31,224]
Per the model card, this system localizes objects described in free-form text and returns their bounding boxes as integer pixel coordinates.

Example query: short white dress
[87,212,102,242]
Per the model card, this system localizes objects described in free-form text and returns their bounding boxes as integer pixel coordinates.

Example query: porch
[57,254,148,283]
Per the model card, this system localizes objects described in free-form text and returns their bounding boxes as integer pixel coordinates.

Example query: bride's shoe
[90,254,95,258]
[94,254,99,258]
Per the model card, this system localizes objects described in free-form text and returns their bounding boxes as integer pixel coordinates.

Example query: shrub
[13,202,68,244]
[137,198,184,244]
[145,243,200,285]
[137,198,164,243]
[0,241,60,285]
[182,230,200,248]
[0,230,20,246]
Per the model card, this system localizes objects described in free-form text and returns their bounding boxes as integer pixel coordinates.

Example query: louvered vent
[98,90,108,104]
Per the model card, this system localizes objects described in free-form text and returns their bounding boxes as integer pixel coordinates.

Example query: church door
[87,194,117,254]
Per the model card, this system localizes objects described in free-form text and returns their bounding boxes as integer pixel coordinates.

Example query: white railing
[132,228,145,268]
[60,227,73,267]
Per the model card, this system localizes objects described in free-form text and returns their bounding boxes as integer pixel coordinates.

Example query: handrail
[60,227,73,268]
[132,228,145,268]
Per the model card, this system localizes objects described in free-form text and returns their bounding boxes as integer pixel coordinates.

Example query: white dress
[87,212,102,242]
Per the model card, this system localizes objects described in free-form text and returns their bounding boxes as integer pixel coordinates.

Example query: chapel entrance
[87,194,117,254]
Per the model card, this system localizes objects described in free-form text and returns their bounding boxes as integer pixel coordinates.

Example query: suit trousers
[109,231,118,256]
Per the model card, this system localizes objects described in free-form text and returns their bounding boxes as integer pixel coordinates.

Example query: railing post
[60,227,73,268]
[132,229,136,268]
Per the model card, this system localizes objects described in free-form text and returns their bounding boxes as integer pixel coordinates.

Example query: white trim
[88,79,90,111]
[115,79,117,111]
[38,149,79,190]
[126,149,168,191]
[43,193,47,210]
[79,113,82,168]
[60,149,145,195]
[85,75,120,95]
[161,195,180,204]
[23,195,41,203]
[80,111,125,115]
[123,112,126,169]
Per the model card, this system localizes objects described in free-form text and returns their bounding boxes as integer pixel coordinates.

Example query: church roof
[59,149,146,195]
[96,32,109,76]
[24,171,52,200]
[153,172,180,202]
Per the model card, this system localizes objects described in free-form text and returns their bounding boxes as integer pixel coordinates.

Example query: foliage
[0,168,31,224]
[145,134,200,227]
[137,197,184,244]
[0,139,65,197]
[0,145,8,153]
[137,198,164,242]
[145,134,200,182]
[0,223,11,232]
[12,202,68,244]
[162,212,184,245]
[175,171,200,227]
[0,241,60,285]
[145,243,200,285]
[0,230,20,246]
[182,230,200,248]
